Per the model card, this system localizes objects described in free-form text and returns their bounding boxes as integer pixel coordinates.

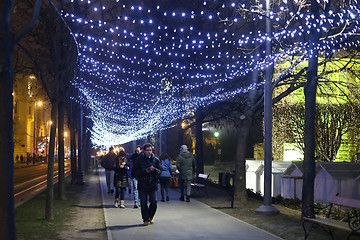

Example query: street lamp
[214,131,221,164]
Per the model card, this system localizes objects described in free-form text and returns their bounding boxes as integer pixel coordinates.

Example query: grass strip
[15,177,81,240]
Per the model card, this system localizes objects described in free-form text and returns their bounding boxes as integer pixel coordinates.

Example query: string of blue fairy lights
[61,0,360,146]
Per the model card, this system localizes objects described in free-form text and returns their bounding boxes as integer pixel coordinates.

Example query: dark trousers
[139,190,157,222]
[115,187,125,200]
[159,177,170,200]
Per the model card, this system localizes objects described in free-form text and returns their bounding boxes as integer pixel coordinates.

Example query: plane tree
[0,0,42,238]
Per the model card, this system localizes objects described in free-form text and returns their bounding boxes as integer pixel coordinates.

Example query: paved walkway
[99,169,283,240]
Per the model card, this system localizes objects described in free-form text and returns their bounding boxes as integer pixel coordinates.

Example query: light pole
[255,0,279,215]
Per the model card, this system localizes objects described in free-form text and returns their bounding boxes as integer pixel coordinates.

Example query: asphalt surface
[99,168,283,240]
[14,163,70,207]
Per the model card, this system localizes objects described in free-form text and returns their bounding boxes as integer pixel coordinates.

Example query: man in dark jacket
[132,143,161,225]
[128,145,142,208]
[100,147,117,193]
[176,145,196,202]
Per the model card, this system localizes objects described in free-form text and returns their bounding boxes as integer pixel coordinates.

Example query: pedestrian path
[99,169,283,240]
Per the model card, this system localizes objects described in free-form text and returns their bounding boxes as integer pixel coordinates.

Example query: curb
[99,169,113,240]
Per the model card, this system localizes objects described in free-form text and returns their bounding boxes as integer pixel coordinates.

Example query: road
[14,163,71,207]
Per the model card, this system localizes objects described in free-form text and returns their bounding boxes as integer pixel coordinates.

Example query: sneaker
[143,221,149,226]
[166,196,169,201]
[161,199,165,202]
[149,218,154,224]
[179,196,184,201]
[186,197,190,202]
[111,189,114,193]
[133,204,139,209]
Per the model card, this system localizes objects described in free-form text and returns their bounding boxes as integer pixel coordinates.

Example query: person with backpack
[100,147,117,193]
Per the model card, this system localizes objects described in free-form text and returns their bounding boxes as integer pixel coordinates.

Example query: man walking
[100,147,117,193]
[176,145,196,202]
[129,145,142,208]
[132,143,161,225]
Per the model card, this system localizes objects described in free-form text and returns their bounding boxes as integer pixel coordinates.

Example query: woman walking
[159,153,173,202]
[113,149,129,208]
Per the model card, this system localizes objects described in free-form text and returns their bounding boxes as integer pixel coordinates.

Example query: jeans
[105,169,113,192]
[159,177,170,200]
[132,178,140,205]
[179,179,191,197]
[139,190,157,222]
[115,187,126,200]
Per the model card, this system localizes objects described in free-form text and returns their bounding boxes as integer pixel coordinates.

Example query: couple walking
[100,147,130,208]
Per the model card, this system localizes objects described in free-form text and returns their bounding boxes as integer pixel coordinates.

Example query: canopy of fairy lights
[59,0,360,147]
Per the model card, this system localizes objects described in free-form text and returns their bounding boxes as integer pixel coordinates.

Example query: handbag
[169,177,179,188]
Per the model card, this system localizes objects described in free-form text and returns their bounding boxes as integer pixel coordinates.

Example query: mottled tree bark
[45,102,57,220]
[302,0,320,218]
[233,116,253,206]
[0,0,42,237]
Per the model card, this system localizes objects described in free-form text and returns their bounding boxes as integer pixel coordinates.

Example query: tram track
[15,168,71,207]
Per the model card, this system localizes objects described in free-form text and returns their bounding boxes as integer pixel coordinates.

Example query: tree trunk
[58,100,66,200]
[195,108,204,174]
[76,94,84,185]
[45,101,57,220]
[0,1,16,238]
[46,13,61,219]
[84,117,91,171]
[70,100,78,184]
[164,128,168,153]
[233,38,261,207]
[302,0,320,218]
[233,117,253,206]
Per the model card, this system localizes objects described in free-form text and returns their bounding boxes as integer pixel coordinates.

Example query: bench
[191,173,209,197]
[302,195,360,240]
